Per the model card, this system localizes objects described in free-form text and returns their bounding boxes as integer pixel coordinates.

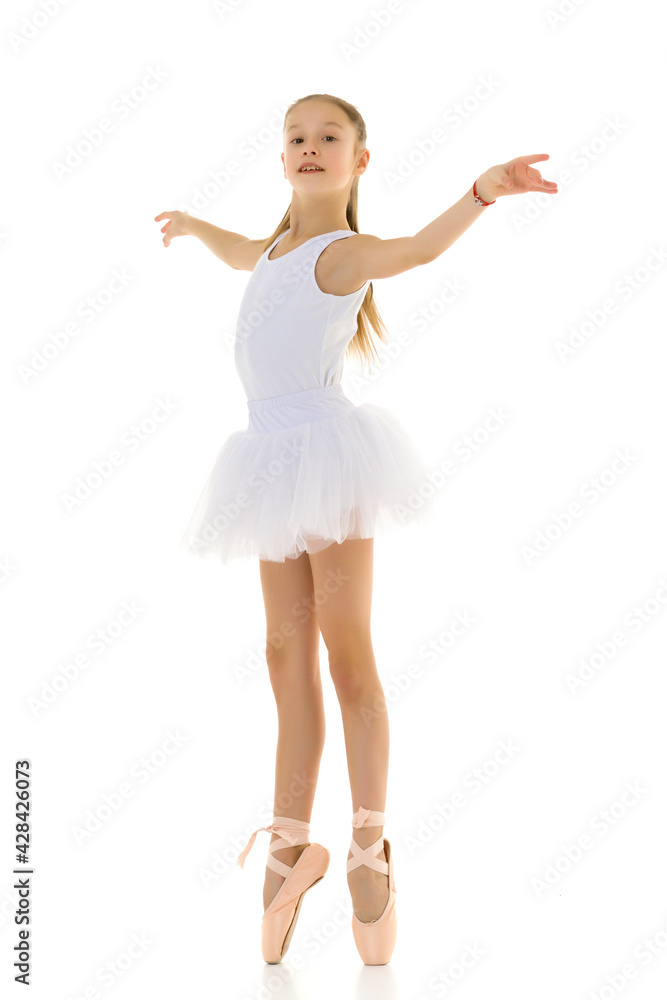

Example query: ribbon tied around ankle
[352,806,385,828]
[353,806,371,828]
[235,820,306,869]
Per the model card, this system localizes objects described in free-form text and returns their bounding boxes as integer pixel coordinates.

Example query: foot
[347,830,390,924]
[263,840,310,912]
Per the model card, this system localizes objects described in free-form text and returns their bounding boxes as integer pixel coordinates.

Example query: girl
[154,92,557,966]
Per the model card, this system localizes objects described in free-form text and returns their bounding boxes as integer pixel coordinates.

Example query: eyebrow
[286,121,345,133]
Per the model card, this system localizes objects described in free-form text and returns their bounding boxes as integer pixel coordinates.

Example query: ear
[355,149,370,175]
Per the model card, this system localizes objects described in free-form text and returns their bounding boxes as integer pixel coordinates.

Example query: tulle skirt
[178,383,440,565]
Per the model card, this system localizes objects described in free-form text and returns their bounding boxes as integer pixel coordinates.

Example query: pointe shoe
[347,807,398,965]
[235,816,329,964]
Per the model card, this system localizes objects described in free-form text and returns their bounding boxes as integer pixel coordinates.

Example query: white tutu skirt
[179,384,440,565]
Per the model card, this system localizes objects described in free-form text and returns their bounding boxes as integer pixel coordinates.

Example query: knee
[265,641,319,691]
[327,639,377,702]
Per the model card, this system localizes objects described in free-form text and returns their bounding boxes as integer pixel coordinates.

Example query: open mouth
[299,166,324,172]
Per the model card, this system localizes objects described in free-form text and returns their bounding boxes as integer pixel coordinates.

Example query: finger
[520,153,550,164]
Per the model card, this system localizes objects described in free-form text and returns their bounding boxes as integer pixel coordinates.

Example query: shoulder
[322,232,380,264]
[326,232,426,283]
[336,232,378,251]
[313,233,377,296]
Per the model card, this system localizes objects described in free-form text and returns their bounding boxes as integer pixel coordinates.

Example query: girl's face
[282,102,367,194]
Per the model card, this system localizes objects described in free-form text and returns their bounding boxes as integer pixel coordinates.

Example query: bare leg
[259,552,325,911]
[307,538,390,922]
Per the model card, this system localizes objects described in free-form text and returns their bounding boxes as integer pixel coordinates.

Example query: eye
[290,136,337,144]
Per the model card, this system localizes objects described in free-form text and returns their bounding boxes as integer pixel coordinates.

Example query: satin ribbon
[235,817,310,869]
[352,807,385,828]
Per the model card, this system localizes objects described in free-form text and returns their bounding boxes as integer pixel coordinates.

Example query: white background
[2,0,666,997]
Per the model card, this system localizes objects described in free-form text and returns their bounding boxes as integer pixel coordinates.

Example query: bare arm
[153,210,264,270]
[341,184,490,287]
[343,155,557,283]
[412,184,491,264]
[187,218,264,270]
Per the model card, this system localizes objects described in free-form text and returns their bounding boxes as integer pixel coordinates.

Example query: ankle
[268,839,309,864]
[349,827,384,855]
[351,825,383,843]
[271,843,308,856]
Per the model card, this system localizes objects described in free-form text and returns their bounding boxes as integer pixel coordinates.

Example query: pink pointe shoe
[347,807,398,965]
[235,816,329,964]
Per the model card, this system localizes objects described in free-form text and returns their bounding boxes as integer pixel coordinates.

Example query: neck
[287,196,352,239]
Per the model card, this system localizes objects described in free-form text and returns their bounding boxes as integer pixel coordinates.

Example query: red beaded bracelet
[473,179,496,206]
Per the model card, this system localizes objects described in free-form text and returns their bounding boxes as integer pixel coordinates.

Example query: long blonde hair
[260,93,389,375]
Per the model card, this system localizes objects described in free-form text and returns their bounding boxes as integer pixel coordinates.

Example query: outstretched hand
[477,154,558,202]
[154,209,192,246]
